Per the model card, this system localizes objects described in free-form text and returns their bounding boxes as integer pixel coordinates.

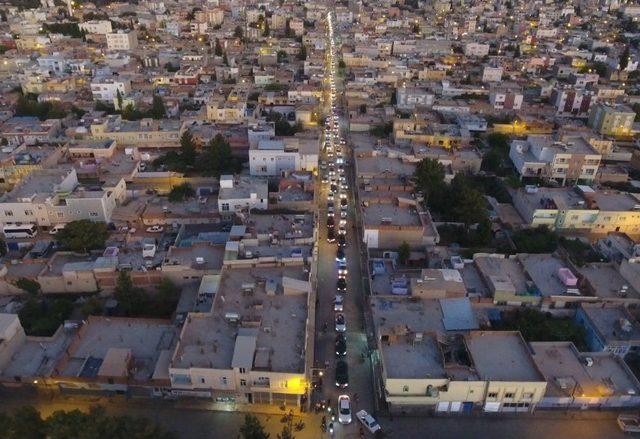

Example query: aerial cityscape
[1,0,640,438]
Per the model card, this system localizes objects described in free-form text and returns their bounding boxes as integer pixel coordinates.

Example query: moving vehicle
[337,235,346,247]
[335,313,346,332]
[335,360,349,387]
[338,395,352,424]
[336,248,346,262]
[3,224,38,239]
[334,294,344,312]
[327,228,336,243]
[335,333,347,357]
[356,410,381,433]
[338,261,348,278]
[327,216,335,228]
[337,278,346,291]
[618,414,640,433]
[146,225,164,233]
[49,224,66,235]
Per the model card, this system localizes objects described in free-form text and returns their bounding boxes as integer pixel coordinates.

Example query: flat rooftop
[355,155,416,178]
[372,297,445,333]
[580,304,640,345]
[362,202,422,227]
[0,167,73,203]
[1,332,72,379]
[219,178,268,201]
[382,333,445,379]
[531,342,640,398]
[164,243,225,271]
[173,265,309,373]
[248,213,314,240]
[578,263,640,299]
[59,317,177,381]
[474,256,528,294]
[519,254,571,297]
[465,331,544,382]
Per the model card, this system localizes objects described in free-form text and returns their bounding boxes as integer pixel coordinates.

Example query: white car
[356,410,381,433]
[338,395,352,425]
[146,225,164,233]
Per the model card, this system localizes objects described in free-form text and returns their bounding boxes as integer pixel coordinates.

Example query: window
[239,367,246,374]
[90,212,98,217]
[240,379,247,386]
[402,385,409,392]
[222,203,229,211]
[522,392,534,399]
[200,377,205,384]
[220,377,228,386]
[504,392,515,399]
[57,212,64,218]
[4,210,13,217]
[24,210,33,216]
[280,381,288,388]
[487,392,498,399]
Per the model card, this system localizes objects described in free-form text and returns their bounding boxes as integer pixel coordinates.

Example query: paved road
[310,15,376,438]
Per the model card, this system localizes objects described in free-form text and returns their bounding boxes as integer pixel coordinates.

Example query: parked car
[338,395,352,424]
[335,313,346,332]
[335,360,349,387]
[618,414,640,433]
[146,225,164,233]
[335,333,347,357]
[356,410,381,433]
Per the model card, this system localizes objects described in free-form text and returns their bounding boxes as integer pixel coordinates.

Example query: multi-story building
[588,103,636,137]
[0,168,125,228]
[574,304,640,357]
[217,175,268,216]
[489,90,524,110]
[396,87,434,110]
[552,88,596,117]
[79,20,112,34]
[482,66,503,83]
[509,135,601,184]
[464,42,490,57]
[512,186,640,237]
[169,264,312,406]
[249,137,319,177]
[106,30,138,51]
[90,77,132,102]
[90,116,184,147]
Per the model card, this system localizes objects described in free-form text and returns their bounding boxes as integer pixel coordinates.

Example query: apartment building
[489,90,524,110]
[588,103,636,137]
[90,116,184,147]
[464,42,490,57]
[90,77,132,102]
[509,135,601,184]
[218,175,268,215]
[512,186,640,237]
[574,304,640,357]
[0,168,125,228]
[79,20,112,34]
[0,144,64,192]
[482,66,503,83]
[206,97,246,124]
[249,138,319,177]
[106,30,139,51]
[372,298,547,414]
[552,88,596,117]
[396,87,434,110]
[169,264,312,406]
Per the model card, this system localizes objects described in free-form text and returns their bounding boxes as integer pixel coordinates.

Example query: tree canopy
[239,414,270,439]
[0,405,173,439]
[56,220,109,253]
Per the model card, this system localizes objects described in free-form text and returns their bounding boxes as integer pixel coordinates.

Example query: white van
[49,224,66,235]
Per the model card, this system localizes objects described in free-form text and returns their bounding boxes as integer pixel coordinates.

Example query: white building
[79,20,112,34]
[218,176,268,214]
[106,30,138,51]
[482,66,503,83]
[396,87,434,110]
[489,90,524,110]
[90,77,132,102]
[249,138,319,177]
[465,43,490,57]
[0,168,126,228]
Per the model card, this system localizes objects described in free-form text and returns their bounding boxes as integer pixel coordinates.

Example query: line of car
[324,17,381,435]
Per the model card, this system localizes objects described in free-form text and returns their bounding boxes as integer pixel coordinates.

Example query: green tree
[114,271,147,316]
[179,131,196,168]
[234,25,244,38]
[214,38,223,56]
[285,19,293,37]
[359,104,366,114]
[168,182,196,202]
[620,45,631,70]
[150,94,166,119]
[277,50,288,63]
[398,241,410,265]
[263,18,270,37]
[5,406,46,439]
[338,59,345,69]
[413,158,445,205]
[200,134,239,177]
[450,174,487,226]
[56,220,109,253]
[297,44,307,61]
[223,51,229,66]
[512,226,558,253]
[239,414,270,439]
[15,278,40,296]
[116,88,123,110]
[81,296,103,317]
[277,425,295,439]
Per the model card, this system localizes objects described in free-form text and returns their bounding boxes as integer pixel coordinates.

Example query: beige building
[588,103,635,137]
[106,30,138,51]
[90,116,184,148]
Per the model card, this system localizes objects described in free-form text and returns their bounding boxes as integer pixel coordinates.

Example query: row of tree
[0,406,173,439]
[154,131,243,176]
